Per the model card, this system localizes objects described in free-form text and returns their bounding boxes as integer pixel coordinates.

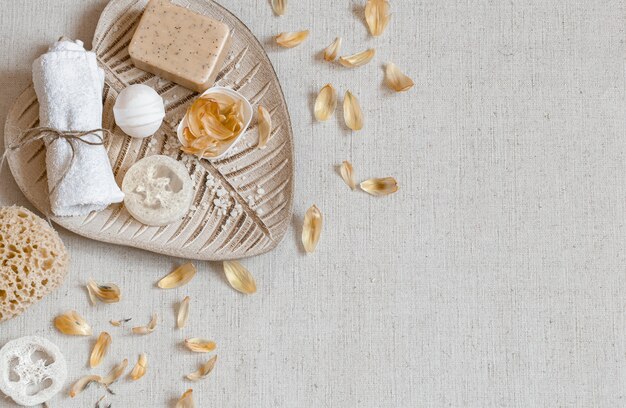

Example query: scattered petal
[271,0,287,15]
[90,332,111,368]
[302,205,323,253]
[69,374,102,398]
[360,177,399,196]
[109,318,131,327]
[314,84,338,122]
[101,359,128,386]
[54,311,92,336]
[86,280,121,304]
[338,49,375,68]
[275,30,309,48]
[132,313,158,335]
[257,106,272,148]
[157,263,197,289]
[343,91,363,131]
[340,161,356,190]
[186,355,217,381]
[365,0,391,36]
[323,37,342,61]
[176,389,195,408]
[129,353,147,381]
[223,261,257,294]
[384,62,414,92]
[177,296,190,329]
[184,338,217,353]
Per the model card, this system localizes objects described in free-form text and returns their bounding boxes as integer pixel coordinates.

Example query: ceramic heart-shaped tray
[4,0,294,260]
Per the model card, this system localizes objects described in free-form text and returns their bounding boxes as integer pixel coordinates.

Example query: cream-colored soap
[129,0,232,93]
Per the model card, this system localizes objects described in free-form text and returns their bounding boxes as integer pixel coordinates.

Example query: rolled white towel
[32,39,124,217]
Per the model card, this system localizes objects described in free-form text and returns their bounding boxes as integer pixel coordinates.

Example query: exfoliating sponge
[0,206,69,322]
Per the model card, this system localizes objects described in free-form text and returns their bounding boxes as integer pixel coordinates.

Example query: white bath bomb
[122,155,194,226]
[0,336,67,406]
[113,84,165,138]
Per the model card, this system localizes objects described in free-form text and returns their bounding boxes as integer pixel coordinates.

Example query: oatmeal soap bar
[129,0,232,93]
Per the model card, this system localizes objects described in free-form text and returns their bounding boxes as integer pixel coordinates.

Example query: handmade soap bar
[129,0,232,93]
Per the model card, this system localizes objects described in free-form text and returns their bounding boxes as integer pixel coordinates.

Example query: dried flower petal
[86,280,121,304]
[184,338,217,353]
[302,205,323,253]
[177,296,190,329]
[338,49,375,68]
[101,359,128,386]
[54,311,92,336]
[257,106,272,148]
[223,261,257,294]
[109,318,131,327]
[360,177,399,196]
[323,37,342,61]
[340,161,356,190]
[365,0,390,36]
[271,0,287,15]
[275,30,309,48]
[69,374,102,398]
[384,63,414,92]
[176,389,195,408]
[343,91,363,131]
[314,84,337,122]
[157,263,197,289]
[90,332,111,368]
[186,355,217,381]
[129,353,147,381]
[132,313,158,335]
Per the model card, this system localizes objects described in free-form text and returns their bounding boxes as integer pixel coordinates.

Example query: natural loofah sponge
[0,206,69,322]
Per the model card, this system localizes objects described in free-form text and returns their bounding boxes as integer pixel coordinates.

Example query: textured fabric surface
[1,0,625,407]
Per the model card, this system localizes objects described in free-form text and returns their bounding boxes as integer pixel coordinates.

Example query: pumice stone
[113,84,165,138]
[122,155,194,226]
[0,336,67,406]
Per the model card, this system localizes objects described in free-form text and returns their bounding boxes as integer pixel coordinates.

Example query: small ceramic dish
[177,86,253,161]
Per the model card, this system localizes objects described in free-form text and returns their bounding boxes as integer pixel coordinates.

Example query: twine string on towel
[0,127,111,196]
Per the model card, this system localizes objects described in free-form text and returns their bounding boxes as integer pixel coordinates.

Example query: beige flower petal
[314,84,338,122]
[54,311,92,336]
[343,91,363,131]
[360,177,399,196]
[257,106,272,148]
[184,338,217,353]
[340,161,356,190]
[177,296,190,329]
[223,261,257,294]
[365,0,391,36]
[176,389,196,408]
[129,353,147,381]
[101,359,128,386]
[69,374,102,398]
[271,0,287,15]
[302,205,323,253]
[157,263,197,289]
[275,30,309,48]
[89,332,111,368]
[86,280,121,304]
[186,355,218,381]
[338,49,375,68]
[385,63,414,92]
[323,37,342,61]
[132,313,158,335]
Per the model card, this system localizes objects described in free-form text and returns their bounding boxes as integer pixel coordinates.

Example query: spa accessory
[122,155,194,226]
[32,38,124,216]
[129,0,232,93]
[113,84,165,138]
[177,87,252,160]
[0,206,69,323]
[0,336,68,406]
[5,0,294,261]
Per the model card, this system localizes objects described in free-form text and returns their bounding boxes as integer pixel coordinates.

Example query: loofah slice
[0,336,67,406]
[0,206,69,322]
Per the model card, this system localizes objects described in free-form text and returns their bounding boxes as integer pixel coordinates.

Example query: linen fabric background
[1,0,625,406]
